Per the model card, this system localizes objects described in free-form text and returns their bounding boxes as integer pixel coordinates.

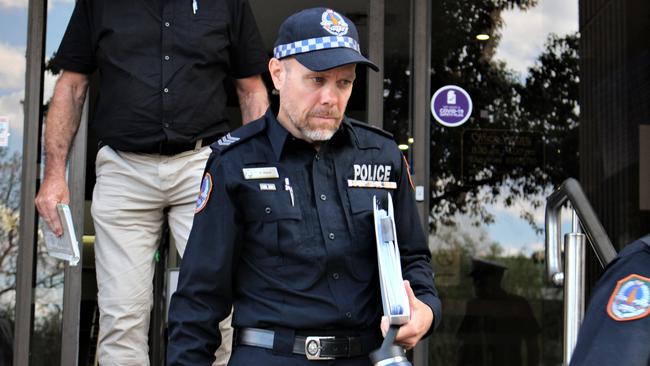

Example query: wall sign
[0,117,9,147]
[431,85,473,127]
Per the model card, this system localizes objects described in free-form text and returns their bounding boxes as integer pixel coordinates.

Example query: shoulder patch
[607,274,650,321]
[211,119,266,153]
[194,173,213,213]
[349,119,393,139]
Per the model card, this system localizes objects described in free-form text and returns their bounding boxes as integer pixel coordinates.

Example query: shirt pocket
[188,9,230,60]
[240,190,303,265]
[346,188,390,257]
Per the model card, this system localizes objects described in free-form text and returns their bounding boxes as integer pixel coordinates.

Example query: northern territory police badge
[607,274,650,321]
[194,173,212,213]
[320,9,349,36]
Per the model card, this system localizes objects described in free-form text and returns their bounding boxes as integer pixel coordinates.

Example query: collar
[266,111,359,159]
[266,110,290,160]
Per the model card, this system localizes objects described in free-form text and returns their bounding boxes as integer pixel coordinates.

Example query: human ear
[269,58,284,91]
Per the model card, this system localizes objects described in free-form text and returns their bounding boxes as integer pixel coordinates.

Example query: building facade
[0,0,647,365]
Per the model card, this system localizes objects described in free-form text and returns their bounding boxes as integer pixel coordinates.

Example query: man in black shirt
[168,8,441,365]
[34,0,268,365]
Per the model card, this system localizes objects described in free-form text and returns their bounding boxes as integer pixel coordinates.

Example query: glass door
[425,0,580,364]
[0,1,29,363]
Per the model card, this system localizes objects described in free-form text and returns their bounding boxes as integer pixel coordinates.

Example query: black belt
[235,327,374,360]
[154,133,224,155]
[99,133,225,156]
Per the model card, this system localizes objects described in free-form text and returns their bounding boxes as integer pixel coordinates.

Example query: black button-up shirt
[167,109,442,364]
[52,0,267,152]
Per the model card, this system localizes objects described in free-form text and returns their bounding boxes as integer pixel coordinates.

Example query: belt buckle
[305,336,335,360]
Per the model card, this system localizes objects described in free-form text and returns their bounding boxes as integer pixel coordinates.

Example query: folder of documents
[373,193,410,325]
[42,203,80,266]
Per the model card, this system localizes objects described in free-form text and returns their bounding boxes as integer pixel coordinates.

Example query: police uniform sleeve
[227,0,268,78]
[51,0,96,74]
[393,152,442,332]
[569,238,650,366]
[167,150,242,365]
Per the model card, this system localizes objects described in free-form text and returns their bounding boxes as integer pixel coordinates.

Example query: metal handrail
[545,178,617,286]
[544,178,618,365]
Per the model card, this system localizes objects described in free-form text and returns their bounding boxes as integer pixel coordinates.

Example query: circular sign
[430,85,473,127]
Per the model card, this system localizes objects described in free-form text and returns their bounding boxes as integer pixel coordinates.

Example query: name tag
[347,180,397,189]
[242,167,279,180]
[259,183,276,191]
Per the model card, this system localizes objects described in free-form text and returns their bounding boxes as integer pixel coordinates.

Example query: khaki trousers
[91,145,232,366]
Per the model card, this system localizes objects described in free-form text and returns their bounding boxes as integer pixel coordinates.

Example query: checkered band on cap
[273,36,361,59]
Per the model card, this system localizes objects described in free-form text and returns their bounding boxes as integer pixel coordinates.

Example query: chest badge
[194,173,212,213]
[348,163,397,189]
[242,167,280,180]
[259,183,276,191]
[607,274,650,321]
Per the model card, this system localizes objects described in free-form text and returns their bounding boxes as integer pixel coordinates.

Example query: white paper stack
[42,203,80,266]
[373,193,410,325]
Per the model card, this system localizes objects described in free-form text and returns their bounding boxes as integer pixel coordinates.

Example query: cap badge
[607,274,650,321]
[321,9,349,36]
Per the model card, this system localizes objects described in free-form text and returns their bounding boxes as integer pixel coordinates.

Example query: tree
[0,148,66,315]
[427,14,580,233]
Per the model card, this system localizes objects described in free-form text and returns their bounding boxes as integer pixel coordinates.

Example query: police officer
[167,7,441,366]
[457,259,540,366]
[570,234,650,366]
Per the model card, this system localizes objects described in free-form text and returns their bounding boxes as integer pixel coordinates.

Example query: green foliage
[427,16,580,233]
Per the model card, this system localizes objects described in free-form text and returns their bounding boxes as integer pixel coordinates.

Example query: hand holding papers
[373,193,410,325]
[371,193,413,366]
[42,203,80,266]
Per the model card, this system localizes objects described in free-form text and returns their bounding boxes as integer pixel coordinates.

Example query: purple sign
[431,85,473,127]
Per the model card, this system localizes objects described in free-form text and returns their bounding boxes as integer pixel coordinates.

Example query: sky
[477,0,579,255]
[0,0,74,155]
[0,0,579,253]
[494,0,579,77]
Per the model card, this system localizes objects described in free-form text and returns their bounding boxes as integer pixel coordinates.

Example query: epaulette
[640,234,650,249]
[211,119,266,153]
[349,119,393,139]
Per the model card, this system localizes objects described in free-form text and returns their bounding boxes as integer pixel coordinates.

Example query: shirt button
[265,207,272,214]
[346,312,352,319]
[328,233,335,240]
[163,88,169,93]
[164,21,170,27]
[320,194,327,201]
[332,272,340,280]
[164,55,170,61]
[315,154,320,161]
[164,122,170,128]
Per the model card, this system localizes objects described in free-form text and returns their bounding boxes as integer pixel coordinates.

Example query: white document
[43,203,80,266]
[373,193,410,325]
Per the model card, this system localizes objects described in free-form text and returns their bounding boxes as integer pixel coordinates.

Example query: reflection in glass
[426,0,578,365]
[383,0,412,153]
[0,2,30,365]
[27,1,77,364]
[457,258,540,365]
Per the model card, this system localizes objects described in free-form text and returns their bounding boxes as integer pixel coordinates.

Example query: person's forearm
[235,75,269,124]
[44,72,89,178]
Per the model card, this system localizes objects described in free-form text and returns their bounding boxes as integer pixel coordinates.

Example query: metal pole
[366,0,385,128]
[14,0,46,363]
[563,211,586,365]
[411,0,431,364]
[60,100,88,365]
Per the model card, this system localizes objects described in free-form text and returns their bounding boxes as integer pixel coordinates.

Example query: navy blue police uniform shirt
[570,234,650,366]
[52,0,267,152]
[167,109,442,364]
